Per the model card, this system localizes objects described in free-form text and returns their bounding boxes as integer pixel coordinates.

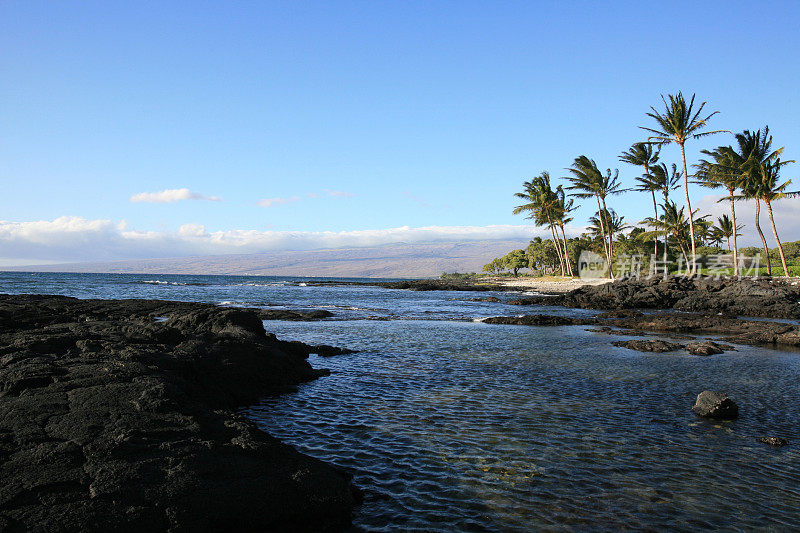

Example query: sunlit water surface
[249,320,800,531]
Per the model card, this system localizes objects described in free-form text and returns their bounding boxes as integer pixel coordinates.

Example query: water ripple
[247,319,800,531]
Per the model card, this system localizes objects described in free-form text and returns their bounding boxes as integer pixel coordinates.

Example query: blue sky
[2,1,799,264]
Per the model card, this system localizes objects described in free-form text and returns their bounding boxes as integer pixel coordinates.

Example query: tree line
[489,92,797,279]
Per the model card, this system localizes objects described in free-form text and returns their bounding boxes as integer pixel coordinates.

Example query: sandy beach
[485,276,612,294]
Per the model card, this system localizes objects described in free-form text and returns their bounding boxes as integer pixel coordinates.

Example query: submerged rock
[692,391,739,419]
[758,437,790,447]
[611,339,684,352]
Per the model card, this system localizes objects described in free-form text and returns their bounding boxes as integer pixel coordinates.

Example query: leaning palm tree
[641,92,726,274]
[513,173,567,276]
[695,146,745,276]
[735,127,795,276]
[620,142,660,256]
[751,157,797,277]
[565,156,624,278]
[646,162,682,262]
[553,186,577,276]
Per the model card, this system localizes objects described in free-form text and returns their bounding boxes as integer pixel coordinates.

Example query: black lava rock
[0,294,358,532]
[611,339,684,353]
[758,437,790,447]
[692,391,739,420]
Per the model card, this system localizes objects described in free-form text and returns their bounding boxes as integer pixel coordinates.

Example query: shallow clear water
[3,272,800,529]
[248,324,800,531]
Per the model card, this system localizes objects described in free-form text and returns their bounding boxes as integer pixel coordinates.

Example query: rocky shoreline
[0,294,359,532]
[507,275,800,319]
[482,276,800,352]
[484,308,800,351]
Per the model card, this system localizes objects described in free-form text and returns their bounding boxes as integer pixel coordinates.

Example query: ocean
[3,271,800,530]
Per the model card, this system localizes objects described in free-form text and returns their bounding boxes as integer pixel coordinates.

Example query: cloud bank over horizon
[0,217,546,266]
[2,195,798,267]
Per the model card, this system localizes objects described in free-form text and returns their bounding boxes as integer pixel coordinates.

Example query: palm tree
[587,208,630,261]
[695,146,745,276]
[706,225,725,248]
[553,186,577,276]
[565,156,624,278]
[735,127,795,276]
[641,92,726,275]
[640,201,708,272]
[513,173,569,276]
[712,214,742,251]
[752,157,797,277]
[646,162,682,262]
[620,142,660,256]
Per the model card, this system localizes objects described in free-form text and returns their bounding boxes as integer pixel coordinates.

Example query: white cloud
[0,216,559,265]
[693,194,800,246]
[130,188,221,203]
[325,189,354,198]
[259,191,353,206]
[257,196,300,208]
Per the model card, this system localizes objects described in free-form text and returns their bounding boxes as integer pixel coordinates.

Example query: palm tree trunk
[594,195,613,279]
[679,142,697,275]
[559,224,573,276]
[765,199,789,277]
[549,224,565,276]
[650,190,659,258]
[726,236,731,251]
[599,197,615,276]
[662,191,669,264]
[754,199,772,276]
[678,240,690,271]
[728,192,739,277]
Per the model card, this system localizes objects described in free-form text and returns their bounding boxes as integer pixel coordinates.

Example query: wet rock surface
[259,309,335,321]
[509,276,800,319]
[0,294,358,532]
[686,341,735,356]
[611,339,684,353]
[482,315,597,327]
[758,437,790,447]
[692,391,739,420]
[484,309,800,350]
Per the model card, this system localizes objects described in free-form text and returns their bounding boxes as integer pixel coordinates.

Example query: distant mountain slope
[5,240,531,278]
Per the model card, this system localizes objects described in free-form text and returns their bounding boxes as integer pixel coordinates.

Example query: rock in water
[611,339,684,353]
[758,437,789,447]
[692,391,739,419]
[686,341,734,356]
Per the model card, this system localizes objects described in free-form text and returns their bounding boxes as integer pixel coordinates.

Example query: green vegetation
[486,92,798,279]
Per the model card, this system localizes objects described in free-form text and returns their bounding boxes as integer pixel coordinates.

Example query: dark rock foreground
[509,276,800,319]
[0,294,358,532]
